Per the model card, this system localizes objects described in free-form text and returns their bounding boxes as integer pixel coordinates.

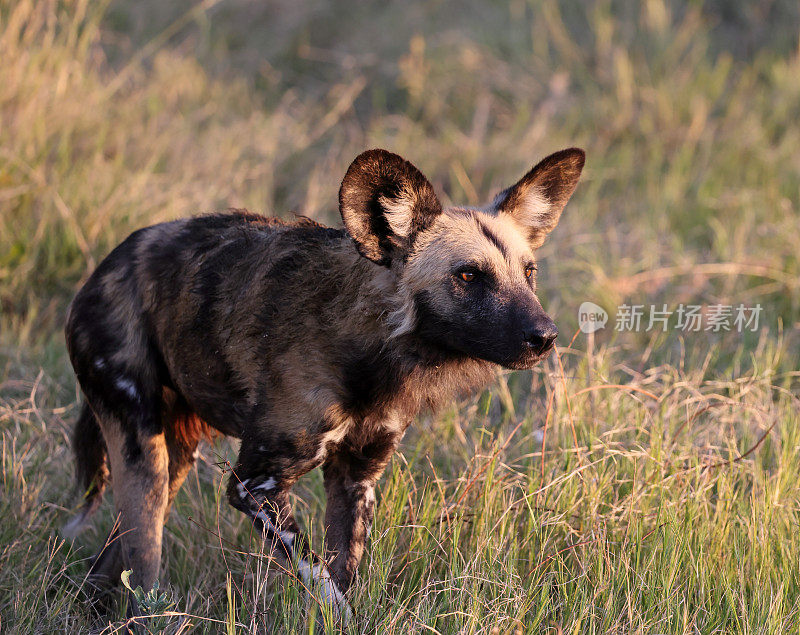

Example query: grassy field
[1,0,799,632]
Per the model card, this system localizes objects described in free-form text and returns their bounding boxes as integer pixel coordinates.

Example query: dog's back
[67,211,354,434]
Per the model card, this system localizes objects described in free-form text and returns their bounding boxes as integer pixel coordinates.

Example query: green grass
[1,0,799,632]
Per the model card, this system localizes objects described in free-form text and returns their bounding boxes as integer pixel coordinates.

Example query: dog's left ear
[340,149,443,266]
[492,148,585,248]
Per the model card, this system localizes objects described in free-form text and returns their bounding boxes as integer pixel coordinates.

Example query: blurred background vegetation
[2,0,798,358]
[1,0,799,632]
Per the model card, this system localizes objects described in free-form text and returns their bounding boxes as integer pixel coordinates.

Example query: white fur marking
[255,509,279,533]
[297,559,352,621]
[114,377,139,401]
[253,510,295,548]
[253,477,276,493]
[237,478,251,500]
[279,530,295,546]
[313,420,353,463]
[380,190,415,238]
[387,293,417,339]
[364,487,375,538]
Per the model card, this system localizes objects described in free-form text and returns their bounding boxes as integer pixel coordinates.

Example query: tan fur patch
[97,414,170,591]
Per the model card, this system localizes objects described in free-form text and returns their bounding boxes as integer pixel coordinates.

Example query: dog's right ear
[339,149,442,266]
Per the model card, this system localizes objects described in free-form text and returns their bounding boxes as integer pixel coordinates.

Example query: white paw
[297,560,353,623]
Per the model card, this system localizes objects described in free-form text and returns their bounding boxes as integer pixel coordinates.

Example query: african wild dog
[64,147,584,617]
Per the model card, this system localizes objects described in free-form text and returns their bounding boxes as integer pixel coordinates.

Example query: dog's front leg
[227,452,352,619]
[322,431,400,594]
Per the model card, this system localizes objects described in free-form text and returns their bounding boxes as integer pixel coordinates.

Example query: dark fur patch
[339,344,405,417]
[340,430,400,483]
[475,216,509,260]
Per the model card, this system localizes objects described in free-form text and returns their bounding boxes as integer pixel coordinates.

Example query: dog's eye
[524,264,537,279]
[460,271,475,282]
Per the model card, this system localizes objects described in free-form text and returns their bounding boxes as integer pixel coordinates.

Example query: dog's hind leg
[100,425,169,595]
[79,380,170,597]
[65,253,172,599]
[162,392,207,512]
[86,392,202,599]
[165,433,197,513]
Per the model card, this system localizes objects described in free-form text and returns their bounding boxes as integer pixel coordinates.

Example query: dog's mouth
[500,343,556,370]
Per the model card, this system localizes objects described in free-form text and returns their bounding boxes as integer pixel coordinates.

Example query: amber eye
[460,271,475,282]
[524,265,536,279]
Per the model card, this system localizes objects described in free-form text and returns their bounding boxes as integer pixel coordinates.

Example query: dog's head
[339,147,584,369]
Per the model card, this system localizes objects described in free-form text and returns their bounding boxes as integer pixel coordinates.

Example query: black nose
[523,321,558,355]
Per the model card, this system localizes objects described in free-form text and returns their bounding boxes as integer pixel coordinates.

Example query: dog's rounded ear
[339,149,443,266]
[492,148,585,248]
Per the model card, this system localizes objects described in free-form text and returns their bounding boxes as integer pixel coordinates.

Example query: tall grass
[1,0,799,632]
